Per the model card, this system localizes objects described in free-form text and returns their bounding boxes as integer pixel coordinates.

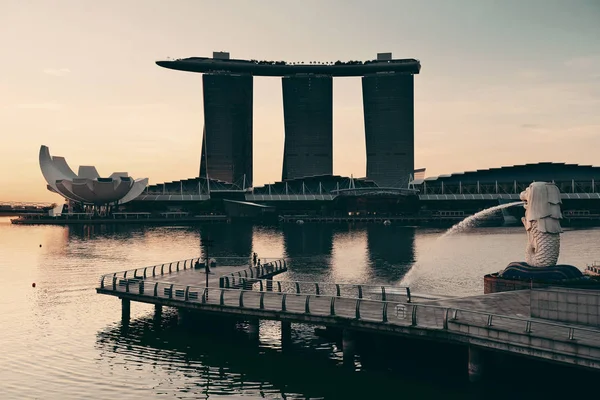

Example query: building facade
[362,73,415,188]
[158,52,421,188]
[281,75,333,180]
[200,73,253,187]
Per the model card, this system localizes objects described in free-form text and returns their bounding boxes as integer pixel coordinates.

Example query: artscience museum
[39,145,148,206]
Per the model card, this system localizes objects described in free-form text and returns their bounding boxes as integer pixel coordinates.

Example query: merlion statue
[519,182,562,267]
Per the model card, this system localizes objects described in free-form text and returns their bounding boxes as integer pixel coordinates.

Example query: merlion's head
[520,182,562,233]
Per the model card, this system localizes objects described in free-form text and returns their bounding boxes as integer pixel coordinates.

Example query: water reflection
[282,223,335,257]
[199,223,253,257]
[366,225,415,283]
[96,311,471,399]
[3,218,600,399]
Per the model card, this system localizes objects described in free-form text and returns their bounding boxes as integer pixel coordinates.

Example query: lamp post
[203,237,214,289]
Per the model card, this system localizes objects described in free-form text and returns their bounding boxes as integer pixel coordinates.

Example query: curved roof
[39,145,148,205]
[156,57,421,77]
[417,162,600,185]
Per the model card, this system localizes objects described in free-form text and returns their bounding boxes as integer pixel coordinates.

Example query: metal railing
[99,256,256,287]
[229,278,412,303]
[98,257,287,290]
[219,259,288,287]
[99,282,600,357]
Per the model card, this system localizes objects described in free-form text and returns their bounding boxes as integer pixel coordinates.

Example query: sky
[1,0,599,202]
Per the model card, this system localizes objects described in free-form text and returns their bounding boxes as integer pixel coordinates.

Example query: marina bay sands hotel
[157,52,421,188]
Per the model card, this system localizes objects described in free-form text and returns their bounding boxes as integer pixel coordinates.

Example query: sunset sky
[1,0,599,202]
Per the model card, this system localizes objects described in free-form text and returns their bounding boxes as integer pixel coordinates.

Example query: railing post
[452,309,458,320]
[260,292,265,309]
[259,280,264,291]
[225,276,230,288]
[382,302,388,323]
[330,297,336,316]
[381,286,386,301]
[295,282,300,294]
[100,275,105,289]
[152,265,156,277]
[487,315,493,326]
[277,281,282,292]
[357,285,363,299]
[202,288,208,304]
[184,260,187,270]
[525,320,532,333]
[168,284,174,298]
[153,282,158,296]
[143,268,147,279]
[161,264,164,275]
[355,299,361,319]
[335,284,341,297]
[139,280,144,295]
[411,305,418,326]
[219,289,225,305]
[133,269,138,278]
[315,283,320,295]
[185,286,190,301]
[112,274,117,290]
[250,268,254,278]
[443,308,449,329]
[568,328,575,340]
[125,279,130,293]
[282,293,287,311]
[239,291,244,307]
[304,295,311,313]
[176,261,180,271]
[244,269,248,278]
[406,287,412,303]
[169,263,172,273]
[124,271,128,278]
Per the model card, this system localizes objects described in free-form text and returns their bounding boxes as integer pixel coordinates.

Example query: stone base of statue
[483,263,600,294]
[501,262,583,280]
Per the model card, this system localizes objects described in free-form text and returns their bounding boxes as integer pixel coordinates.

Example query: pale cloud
[564,56,600,70]
[43,68,71,76]
[17,102,64,110]
[516,69,545,80]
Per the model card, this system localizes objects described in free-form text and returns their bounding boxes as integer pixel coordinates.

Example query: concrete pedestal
[468,345,484,383]
[121,298,130,322]
[342,329,355,367]
[281,321,292,350]
[248,319,260,342]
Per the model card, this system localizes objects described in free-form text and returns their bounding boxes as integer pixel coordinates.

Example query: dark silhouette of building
[157,52,421,189]
[362,73,415,188]
[282,76,333,180]
[200,73,253,187]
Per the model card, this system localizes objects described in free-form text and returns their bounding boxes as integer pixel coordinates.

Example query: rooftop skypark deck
[156,56,421,76]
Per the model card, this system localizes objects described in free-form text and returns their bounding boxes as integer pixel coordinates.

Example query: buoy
[32,283,36,288]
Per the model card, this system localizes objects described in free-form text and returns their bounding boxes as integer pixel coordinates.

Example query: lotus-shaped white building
[40,145,148,205]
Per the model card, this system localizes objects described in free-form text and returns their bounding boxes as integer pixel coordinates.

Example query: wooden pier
[97,258,600,382]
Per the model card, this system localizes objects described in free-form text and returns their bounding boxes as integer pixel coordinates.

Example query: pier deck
[97,261,600,378]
